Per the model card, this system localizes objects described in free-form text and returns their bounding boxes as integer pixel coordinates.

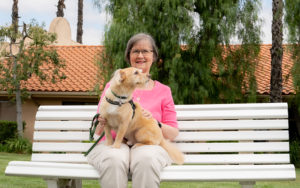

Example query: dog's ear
[116,69,126,83]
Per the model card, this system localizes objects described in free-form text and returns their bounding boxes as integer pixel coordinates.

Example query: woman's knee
[88,143,130,171]
[130,146,166,173]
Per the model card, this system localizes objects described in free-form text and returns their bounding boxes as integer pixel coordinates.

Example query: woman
[87,33,179,188]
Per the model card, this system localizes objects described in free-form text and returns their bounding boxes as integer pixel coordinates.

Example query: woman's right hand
[95,115,107,135]
[98,115,107,126]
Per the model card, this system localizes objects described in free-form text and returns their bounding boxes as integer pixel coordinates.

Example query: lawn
[1,152,299,188]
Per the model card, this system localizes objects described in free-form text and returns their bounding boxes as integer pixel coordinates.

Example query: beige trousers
[87,142,172,188]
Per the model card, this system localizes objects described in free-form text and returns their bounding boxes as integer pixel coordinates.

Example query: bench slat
[33,131,89,141]
[160,164,295,181]
[35,109,288,121]
[34,119,289,131]
[175,103,288,111]
[177,109,288,120]
[31,153,291,164]
[32,142,289,153]
[178,120,288,130]
[175,130,288,141]
[177,142,289,153]
[33,130,289,141]
[184,154,291,164]
[35,121,90,131]
[37,103,287,112]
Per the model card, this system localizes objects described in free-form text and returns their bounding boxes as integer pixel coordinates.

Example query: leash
[84,113,105,157]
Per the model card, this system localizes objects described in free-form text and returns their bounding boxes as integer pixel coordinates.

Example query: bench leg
[44,178,59,188]
[239,181,255,188]
[44,178,82,188]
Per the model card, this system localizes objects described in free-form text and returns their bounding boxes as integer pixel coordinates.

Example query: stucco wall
[23,99,62,141]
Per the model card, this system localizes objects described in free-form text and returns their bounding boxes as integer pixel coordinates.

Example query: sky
[0,0,276,45]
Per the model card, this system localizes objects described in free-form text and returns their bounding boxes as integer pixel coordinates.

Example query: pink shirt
[97,80,178,128]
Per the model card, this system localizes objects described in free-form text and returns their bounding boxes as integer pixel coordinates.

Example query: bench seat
[6,161,295,181]
[5,103,296,188]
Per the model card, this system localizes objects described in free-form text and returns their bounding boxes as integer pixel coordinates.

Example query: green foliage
[2,137,32,154]
[0,20,66,100]
[0,120,25,144]
[285,0,300,112]
[0,121,30,154]
[172,0,261,104]
[290,139,300,167]
[95,0,261,104]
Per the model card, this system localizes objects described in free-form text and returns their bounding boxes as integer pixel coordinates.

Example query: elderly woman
[87,33,179,188]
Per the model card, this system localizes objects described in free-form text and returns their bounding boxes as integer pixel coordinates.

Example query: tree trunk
[77,0,83,43]
[57,0,65,17]
[11,0,23,137]
[15,84,23,137]
[11,0,18,43]
[270,0,283,102]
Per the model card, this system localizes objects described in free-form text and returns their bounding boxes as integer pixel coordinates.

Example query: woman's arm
[141,108,179,141]
[161,123,179,141]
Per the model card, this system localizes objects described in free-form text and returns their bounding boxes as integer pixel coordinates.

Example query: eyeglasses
[131,49,153,56]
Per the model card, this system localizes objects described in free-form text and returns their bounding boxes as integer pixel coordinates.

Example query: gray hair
[125,33,158,63]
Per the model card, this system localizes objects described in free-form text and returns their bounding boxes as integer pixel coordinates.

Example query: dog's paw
[112,143,121,149]
[132,143,144,149]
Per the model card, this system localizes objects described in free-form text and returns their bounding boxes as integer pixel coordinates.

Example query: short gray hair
[125,33,158,63]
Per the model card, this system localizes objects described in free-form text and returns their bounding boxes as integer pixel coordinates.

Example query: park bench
[5,103,296,188]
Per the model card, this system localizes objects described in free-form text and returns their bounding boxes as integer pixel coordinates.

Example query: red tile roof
[21,44,295,95]
[256,44,294,95]
[23,45,103,93]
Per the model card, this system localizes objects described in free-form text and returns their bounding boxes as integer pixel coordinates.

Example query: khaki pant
[87,143,172,188]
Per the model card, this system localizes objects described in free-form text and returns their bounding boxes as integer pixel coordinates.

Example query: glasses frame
[130,49,153,56]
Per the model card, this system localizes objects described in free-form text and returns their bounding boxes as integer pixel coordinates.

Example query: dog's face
[114,67,150,88]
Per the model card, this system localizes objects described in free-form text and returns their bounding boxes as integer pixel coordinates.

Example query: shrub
[0,120,30,154]
[0,120,26,144]
[4,137,32,154]
[0,121,17,143]
[290,139,300,167]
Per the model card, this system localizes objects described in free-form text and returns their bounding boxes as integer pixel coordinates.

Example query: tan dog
[99,67,184,165]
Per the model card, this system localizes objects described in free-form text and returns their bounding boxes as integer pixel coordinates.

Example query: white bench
[5,103,296,188]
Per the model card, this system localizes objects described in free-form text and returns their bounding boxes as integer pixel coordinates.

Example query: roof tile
[22,44,295,95]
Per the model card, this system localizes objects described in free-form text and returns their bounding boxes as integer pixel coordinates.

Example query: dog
[99,67,184,165]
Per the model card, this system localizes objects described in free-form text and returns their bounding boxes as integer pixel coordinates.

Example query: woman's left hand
[141,108,152,119]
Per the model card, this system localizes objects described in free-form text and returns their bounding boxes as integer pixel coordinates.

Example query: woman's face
[130,39,154,74]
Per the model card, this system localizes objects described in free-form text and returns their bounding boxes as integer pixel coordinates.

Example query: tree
[285,0,300,139]
[57,0,66,17]
[285,0,300,107]
[270,0,283,102]
[176,0,261,104]
[0,21,66,137]
[11,0,18,43]
[76,0,83,43]
[94,0,261,104]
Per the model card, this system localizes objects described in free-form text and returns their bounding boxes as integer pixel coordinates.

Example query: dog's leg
[112,123,129,148]
[104,126,113,146]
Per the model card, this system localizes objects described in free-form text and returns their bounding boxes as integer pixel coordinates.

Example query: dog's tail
[160,139,184,165]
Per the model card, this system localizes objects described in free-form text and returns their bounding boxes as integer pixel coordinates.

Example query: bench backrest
[32,103,290,165]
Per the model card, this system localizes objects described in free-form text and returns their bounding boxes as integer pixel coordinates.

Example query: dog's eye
[134,71,139,75]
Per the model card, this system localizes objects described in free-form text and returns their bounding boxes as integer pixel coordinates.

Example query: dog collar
[105,97,136,119]
[111,89,128,100]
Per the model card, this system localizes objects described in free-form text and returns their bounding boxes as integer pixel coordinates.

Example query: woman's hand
[95,115,107,135]
[141,108,152,119]
[98,115,107,126]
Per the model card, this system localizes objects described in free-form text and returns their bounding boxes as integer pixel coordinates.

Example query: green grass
[1,152,299,188]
